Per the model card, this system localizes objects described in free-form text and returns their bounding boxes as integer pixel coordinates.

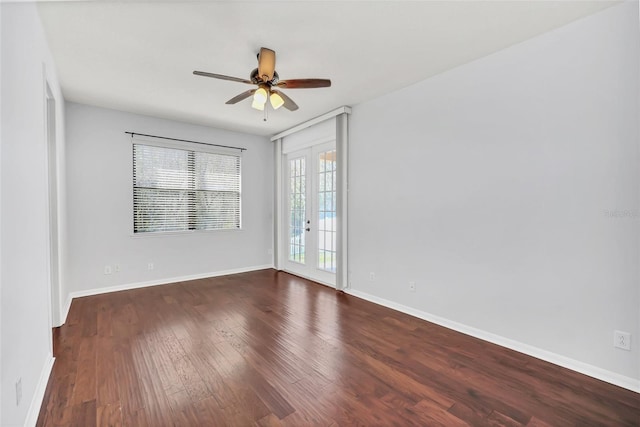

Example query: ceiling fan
[193,47,331,112]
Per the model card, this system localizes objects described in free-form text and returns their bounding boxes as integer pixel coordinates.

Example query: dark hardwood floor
[37,269,639,426]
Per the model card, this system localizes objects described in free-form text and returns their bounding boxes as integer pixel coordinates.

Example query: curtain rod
[125,132,247,152]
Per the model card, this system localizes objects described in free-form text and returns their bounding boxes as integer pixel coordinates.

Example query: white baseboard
[61,264,273,325]
[345,288,640,394]
[24,353,55,427]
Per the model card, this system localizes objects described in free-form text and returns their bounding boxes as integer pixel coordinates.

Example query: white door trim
[44,70,61,332]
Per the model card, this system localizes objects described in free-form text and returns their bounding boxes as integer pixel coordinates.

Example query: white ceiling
[37,1,615,137]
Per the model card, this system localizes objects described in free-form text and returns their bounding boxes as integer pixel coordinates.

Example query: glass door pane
[317,149,337,272]
[288,156,306,264]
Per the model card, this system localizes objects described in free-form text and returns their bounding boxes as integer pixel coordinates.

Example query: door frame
[44,72,61,335]
[273,110,350,290]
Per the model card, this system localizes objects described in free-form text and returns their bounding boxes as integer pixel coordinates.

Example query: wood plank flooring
[37,269,639,426]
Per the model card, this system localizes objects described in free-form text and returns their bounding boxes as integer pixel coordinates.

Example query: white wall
[0,3,4,424]
[64,102,273,306]
[1,3,66,426]
[0,5,4,422]
[281,117,336,154]
[349,1,639,386]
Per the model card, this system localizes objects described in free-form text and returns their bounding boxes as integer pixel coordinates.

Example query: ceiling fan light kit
[253,86,268,108]
[251,98,265,111]
[194,47,331,117]
[270,92,284,110]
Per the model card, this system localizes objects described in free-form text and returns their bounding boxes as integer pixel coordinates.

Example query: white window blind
[133,142,241,233]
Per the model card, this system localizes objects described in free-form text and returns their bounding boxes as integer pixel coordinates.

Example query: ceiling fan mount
[194,47,331,112]
[250,69,279,86]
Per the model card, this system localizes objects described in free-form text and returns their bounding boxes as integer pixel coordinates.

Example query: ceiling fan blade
[226,89,256,105]
[257,47,276,81]
[277,79,331,89]
[193,71,252,84]
[276,91,299,111]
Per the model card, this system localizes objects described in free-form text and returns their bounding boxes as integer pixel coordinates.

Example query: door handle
[306,227,311,232]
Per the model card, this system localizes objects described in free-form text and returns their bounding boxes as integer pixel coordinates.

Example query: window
[133,142,241,233]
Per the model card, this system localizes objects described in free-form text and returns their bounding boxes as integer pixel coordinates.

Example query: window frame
[130,136,242,236]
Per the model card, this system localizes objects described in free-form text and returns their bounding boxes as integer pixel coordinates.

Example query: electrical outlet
[147,262,154,271]
[409,281,416,292]
[16,378,22,406]
[114,264,121,273]
[614,331,631,351]
[104,265,112,275]
[369,272,375,281]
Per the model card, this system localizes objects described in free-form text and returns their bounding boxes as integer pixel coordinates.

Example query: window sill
[130,228,243,238]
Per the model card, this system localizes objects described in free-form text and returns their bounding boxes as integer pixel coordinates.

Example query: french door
[283,142,337,287]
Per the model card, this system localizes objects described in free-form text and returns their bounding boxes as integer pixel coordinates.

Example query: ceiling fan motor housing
[251,68,279,85]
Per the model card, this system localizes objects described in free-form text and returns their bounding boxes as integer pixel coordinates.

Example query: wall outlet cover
[614,330,631,351]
